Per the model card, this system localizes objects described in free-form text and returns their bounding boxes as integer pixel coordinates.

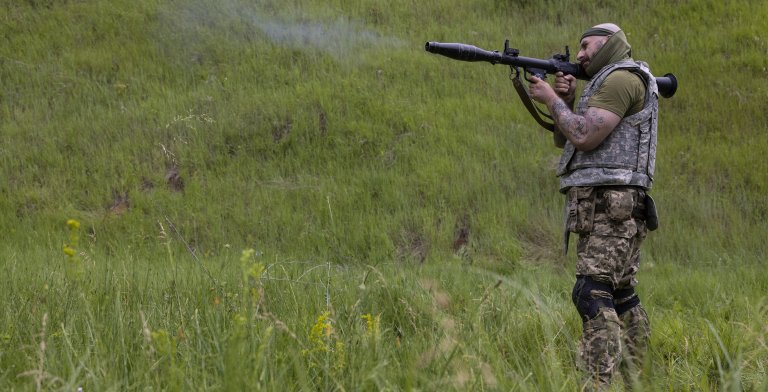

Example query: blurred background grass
[2,0,766,265]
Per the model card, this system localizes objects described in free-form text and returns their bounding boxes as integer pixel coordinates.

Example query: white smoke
[157,0,402,61]
[254,16,397,56]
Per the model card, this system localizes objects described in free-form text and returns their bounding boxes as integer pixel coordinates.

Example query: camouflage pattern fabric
[578,305,621,388]
[578,303,651,391]
[567,186,650,390]
[557,60,659,192]
[619,306,651,382]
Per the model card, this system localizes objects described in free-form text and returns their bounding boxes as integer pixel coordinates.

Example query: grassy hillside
[1,0,767,390]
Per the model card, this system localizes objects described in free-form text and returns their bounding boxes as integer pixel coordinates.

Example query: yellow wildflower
[63,245,76,258]
[362,313,381,341]
[308,311,332,351]
[66,219,80,230]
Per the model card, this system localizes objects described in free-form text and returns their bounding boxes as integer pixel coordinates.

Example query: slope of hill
[1,0,766,390]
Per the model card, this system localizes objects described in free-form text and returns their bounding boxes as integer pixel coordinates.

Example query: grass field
[1,0,767,390]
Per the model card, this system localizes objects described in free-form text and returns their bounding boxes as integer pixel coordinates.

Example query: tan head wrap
[581,23,632,77]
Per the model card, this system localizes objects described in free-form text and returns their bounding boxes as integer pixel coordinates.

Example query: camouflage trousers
[565,186,652,390]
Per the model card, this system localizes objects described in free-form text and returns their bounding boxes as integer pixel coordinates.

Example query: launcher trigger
[525,68,547,82]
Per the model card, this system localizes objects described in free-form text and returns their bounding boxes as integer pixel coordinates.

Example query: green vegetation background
[1,0,766,390]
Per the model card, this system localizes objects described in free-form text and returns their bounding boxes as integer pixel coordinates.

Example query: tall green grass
[2,243,766,390]
[1,0,767,390]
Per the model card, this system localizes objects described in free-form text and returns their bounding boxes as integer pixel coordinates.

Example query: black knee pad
[613,287,641,316]
[572,276,614,322]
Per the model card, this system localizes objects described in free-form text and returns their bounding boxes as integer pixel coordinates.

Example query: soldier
[527,23,659,389]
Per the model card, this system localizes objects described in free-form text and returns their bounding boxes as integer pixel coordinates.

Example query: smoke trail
[157,0,402,61]
[253,16,399,56]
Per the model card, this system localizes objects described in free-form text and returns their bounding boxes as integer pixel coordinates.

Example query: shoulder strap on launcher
[510,67,555,133]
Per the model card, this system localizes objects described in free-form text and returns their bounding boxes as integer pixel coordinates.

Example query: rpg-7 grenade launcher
[425,40,678,98]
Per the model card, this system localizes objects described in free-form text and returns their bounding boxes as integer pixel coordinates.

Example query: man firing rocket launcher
[425,40,677,132]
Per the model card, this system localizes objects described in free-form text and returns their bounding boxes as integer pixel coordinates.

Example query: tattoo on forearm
[550,99,588,140]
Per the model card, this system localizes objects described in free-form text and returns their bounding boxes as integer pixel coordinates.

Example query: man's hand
[553,72,577,105]
[527,75,558,105]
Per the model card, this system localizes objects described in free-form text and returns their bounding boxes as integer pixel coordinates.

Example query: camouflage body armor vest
[557,60,659,192]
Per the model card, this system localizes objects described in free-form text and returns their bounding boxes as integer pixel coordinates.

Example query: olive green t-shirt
[587,70,646,117]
